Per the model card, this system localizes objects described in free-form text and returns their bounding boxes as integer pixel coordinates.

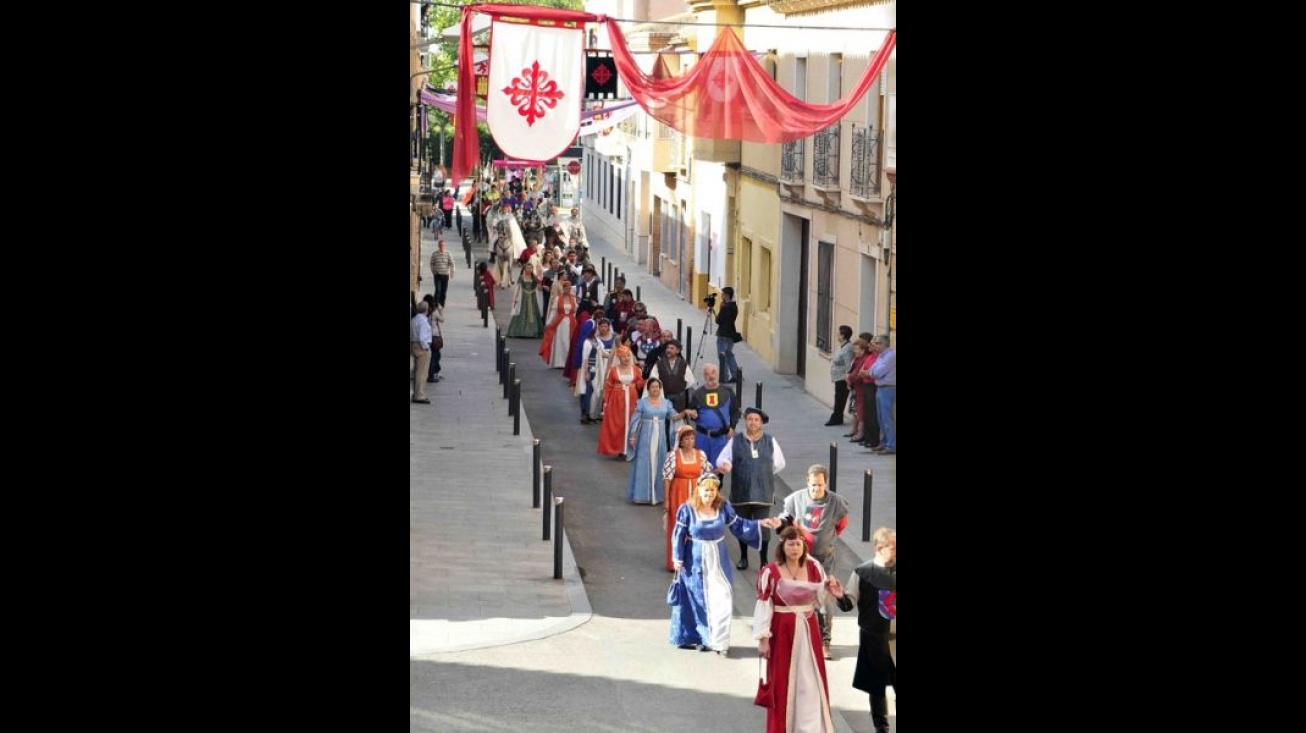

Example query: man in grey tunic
[777,464,850,660]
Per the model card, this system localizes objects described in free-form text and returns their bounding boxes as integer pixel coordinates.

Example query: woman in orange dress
[597,345,644,458]
[661,424,713,571]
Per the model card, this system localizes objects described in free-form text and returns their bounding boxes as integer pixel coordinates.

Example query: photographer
[713,287,741,383]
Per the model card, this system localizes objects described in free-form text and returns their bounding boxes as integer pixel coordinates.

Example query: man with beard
[684,363,738,477]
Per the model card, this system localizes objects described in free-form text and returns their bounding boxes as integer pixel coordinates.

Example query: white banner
[488,20,584,161]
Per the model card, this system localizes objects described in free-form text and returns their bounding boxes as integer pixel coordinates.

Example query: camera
[703,293,717,308]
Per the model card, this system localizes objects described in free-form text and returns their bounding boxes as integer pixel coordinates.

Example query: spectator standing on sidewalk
[868,335,896,455]
[775,465,849,661]
[834,527,896,733]
[421,295,445,384]
[410,301,432,404]
[429,239,455,308]
[715,287,741,383]
[716,407,786,571]
[826,326,854,426]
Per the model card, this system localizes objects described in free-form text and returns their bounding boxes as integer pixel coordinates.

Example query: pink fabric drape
[606,23,896,145]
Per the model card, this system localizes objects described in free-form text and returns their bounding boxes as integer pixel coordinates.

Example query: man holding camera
[713,287,741,383]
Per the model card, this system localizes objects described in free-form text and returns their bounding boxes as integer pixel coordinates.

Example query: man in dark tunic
[715,406,786,570]
[834,527,897,733]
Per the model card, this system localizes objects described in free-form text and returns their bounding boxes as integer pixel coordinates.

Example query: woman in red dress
[661,425,712,571]
[754,525,846,733]
[538,279,578,367]
[597,345,644,458]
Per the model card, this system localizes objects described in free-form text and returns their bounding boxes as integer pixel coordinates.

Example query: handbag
[731,332,743,343]
[666,570,687,607]
[432,336,445,350]
[753,658,772,707]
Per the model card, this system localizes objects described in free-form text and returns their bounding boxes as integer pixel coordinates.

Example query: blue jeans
[875,385,896,450]
[717,336,739,382]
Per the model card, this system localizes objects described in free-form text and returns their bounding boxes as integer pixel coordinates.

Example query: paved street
[411,211,895,732]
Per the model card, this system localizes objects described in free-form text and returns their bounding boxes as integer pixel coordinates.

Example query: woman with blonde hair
[597,345,644,458]
[670,473,780,654]
[661,425,712,571]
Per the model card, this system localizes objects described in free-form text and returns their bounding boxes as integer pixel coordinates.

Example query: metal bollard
[496,335,503,374]
[480,291,489,327]
[829,442,838,494]
[677,318,683,343]
[553,497,564,579]
[532,439,541,508]
[636,285,641,302]
[512,380,522,434]
[686,328,693,366]
[542,466,553,540]
[502,351,511,387]
[756,382,763,409]
[602,257,607,281]
[506,363,515,401]
[861,469,873,541]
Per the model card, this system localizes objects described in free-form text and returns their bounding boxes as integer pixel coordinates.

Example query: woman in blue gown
[626,378,687,504]
[670,473,781,653]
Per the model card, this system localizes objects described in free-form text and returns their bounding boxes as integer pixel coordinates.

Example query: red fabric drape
[606,23,896,145]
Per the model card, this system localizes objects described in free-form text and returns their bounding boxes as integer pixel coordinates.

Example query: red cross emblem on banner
[501,61,565,127]
[706,393,719,408]
[590,64,613,86]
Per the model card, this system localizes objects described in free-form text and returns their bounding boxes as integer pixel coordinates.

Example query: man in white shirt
[410,301,433,404]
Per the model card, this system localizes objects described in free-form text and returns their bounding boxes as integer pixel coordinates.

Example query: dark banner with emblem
[586,53,618,99]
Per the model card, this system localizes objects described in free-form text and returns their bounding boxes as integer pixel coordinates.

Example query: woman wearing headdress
[661,424,712,571]
[539,277,578,368]
[670,473,781,653]
[597,344,644,458]
[625,377,690,505]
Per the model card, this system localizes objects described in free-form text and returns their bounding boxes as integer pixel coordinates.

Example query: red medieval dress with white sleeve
[754,559,837,733]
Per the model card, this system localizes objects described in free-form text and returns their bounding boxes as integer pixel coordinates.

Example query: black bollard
[677,318,683,343]
[542,466,553,540]
[495,335,503,374]
[499,349,508,385]
[532,439,541,508]
[829,442,838,494]
[553,497,564,579]
[513,380,522,434]
[686,328,693,367]
[756,382,763,409]
[862,469,873,541]
[506,362,515,401]
[636,285,641,302]
[602,257,607,281]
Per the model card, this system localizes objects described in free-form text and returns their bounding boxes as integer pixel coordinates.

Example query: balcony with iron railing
[780,138,805,183]
[812,123,840,190]
[850,123,882,200]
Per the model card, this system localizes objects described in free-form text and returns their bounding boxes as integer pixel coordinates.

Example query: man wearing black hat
[716,405,786,570]
[648,336,696,445]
